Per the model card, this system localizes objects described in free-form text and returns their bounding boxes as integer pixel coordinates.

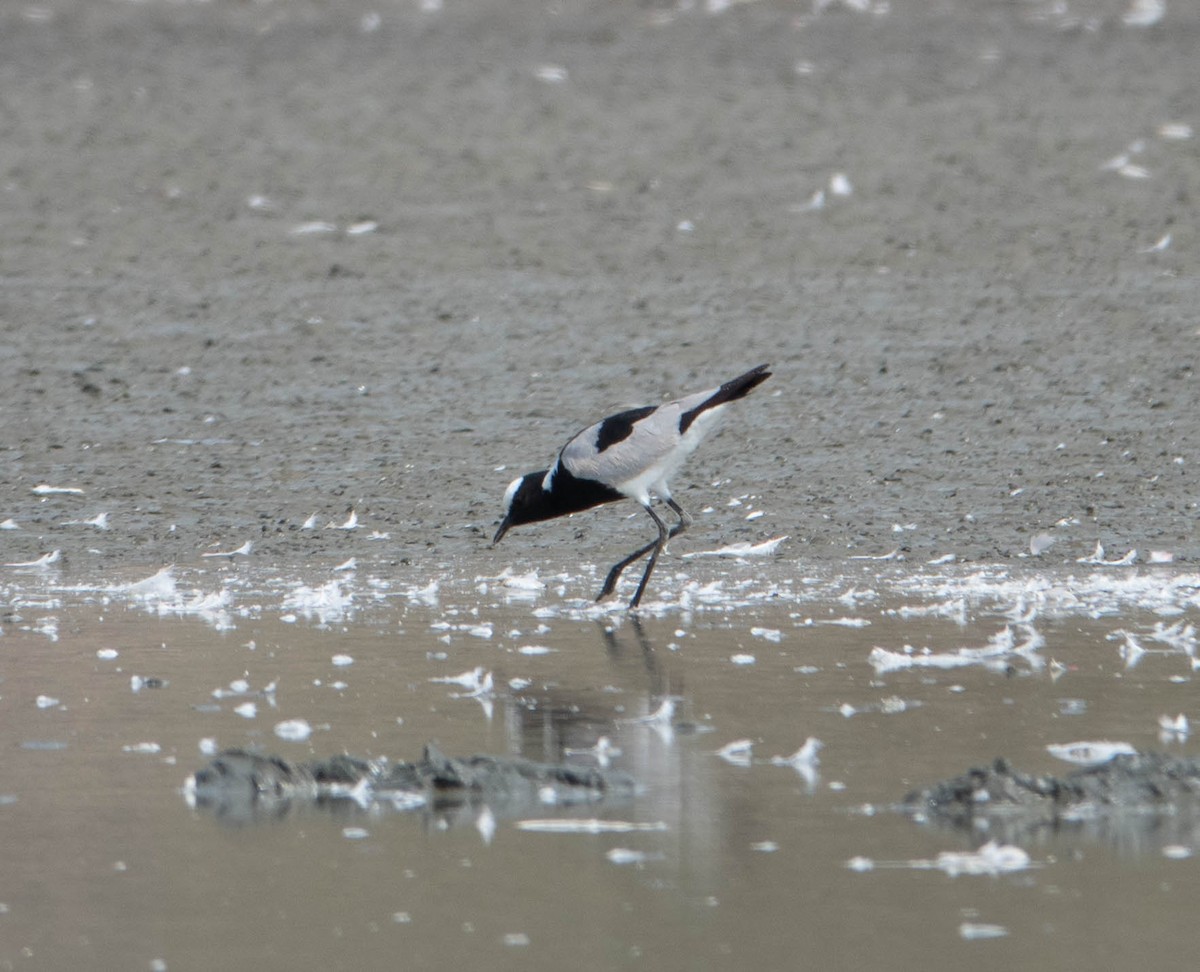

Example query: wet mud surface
[1,0,1197,580]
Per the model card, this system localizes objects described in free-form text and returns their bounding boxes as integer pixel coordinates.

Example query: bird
[493,363,772,608]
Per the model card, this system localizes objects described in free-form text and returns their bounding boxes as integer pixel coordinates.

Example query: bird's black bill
[493,517,512,545]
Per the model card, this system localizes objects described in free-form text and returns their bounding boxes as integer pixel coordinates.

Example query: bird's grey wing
[557,388,718,487]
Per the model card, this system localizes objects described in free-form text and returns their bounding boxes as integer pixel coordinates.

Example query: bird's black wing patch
[595,405,657,453]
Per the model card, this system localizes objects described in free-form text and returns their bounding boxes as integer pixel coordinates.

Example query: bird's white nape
[502,475,524,514]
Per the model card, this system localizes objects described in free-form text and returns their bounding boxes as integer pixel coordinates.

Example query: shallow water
[3,0,1198,965]
[3,562,1199,970]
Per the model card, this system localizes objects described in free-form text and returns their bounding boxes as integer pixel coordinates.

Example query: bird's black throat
[499,463,625,538]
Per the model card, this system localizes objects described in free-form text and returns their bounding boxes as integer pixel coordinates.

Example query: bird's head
[493,470,549,544]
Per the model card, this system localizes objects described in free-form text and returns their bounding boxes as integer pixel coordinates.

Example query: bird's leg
[596,501,691,602]
[626,501,691,609]
[628,504,671,609]
[597,535,657,602]
[664,498,692,538]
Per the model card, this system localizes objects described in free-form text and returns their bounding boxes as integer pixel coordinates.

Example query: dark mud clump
[186,743,637,825]
[905,754,1200,850]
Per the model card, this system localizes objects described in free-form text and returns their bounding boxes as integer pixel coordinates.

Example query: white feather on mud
[289,221,337,235]
[1147,620,1196,655]
[791,188,825,212]
[770,738,823,770]
[496,568,546,591]
[892,567,1200,619]
[4,550,61,569]
[534,64,568,84]
[1158,714,1189,742]
[517,644,554,655]
[476,807,496,845]
[849,548,901,561]
[1116,162,1150,180]
[1140,233,1171,253]
[431,620,493,639]
[65,512,109,530]
[281,580,352,623]
[430,667,493,695]
[117,567,234,629]
[1109,627,1193,671]
[869,625,1044,675]
[328,510,358,530]
[682,535,787,559]
[816,616,871,627]
[606,848,662,865]
[959,923,1009,941]
[403,579,440,605]
[517,819,667,834]
[1121,0,1164,28]
[120,566,177,599]
[848,841,1034,878]
[274,719,313,742]
[1029,533,1055,556]
[123,742,161,754]
[636,698,676,727]
[201,540,252,558]
[1045,741,1137,766]
[1113,629,1148,668]
[32,484,84,496]
[716,739,754,766]
[565,736,621,768]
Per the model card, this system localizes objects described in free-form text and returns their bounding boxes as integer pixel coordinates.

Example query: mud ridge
[185,743,637,825]
[905,753,1200,849]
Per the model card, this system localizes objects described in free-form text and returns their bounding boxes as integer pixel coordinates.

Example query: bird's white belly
[615,405,726,505]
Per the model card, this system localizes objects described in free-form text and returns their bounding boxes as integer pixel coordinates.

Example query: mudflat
[2,0,1196,579]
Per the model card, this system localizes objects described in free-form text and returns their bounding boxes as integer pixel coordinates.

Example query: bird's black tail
[716,363,771,404]
[678,364,771,434]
